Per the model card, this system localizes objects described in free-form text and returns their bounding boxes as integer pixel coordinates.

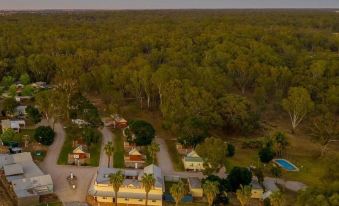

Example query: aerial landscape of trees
[0,9,338,205]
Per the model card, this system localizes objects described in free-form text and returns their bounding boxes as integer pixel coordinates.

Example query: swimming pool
[273,159,299,172]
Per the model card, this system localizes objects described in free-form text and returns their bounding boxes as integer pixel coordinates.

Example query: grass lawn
[165,139,185,171]
[112,129,125,168]
[57,126,102,166]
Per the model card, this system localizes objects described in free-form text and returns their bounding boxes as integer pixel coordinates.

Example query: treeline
[0,10,338,139]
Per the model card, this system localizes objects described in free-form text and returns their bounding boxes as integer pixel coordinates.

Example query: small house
[67,145,90,166]
[1,119,26,133]
[15,106,27,117]
[71,119,90,127]
[124,148,145,169]
[182,151,204,171]
[188,177,203,198]
[250,179,264,199]
[111,114,128,128]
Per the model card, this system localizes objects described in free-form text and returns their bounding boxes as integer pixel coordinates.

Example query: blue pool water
[274,159,298,171]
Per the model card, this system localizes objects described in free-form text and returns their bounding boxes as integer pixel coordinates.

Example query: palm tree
[141,173,155,206]
[109,170,124,206]
[170,180,187,206]
[270,191,285,206]
[236,185,252,206]
[202,180,219,206]
[104,141,114,167]
[148,141,160,164]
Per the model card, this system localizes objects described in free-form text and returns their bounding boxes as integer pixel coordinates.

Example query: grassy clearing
[112,129,125,168]
[165,139,185,171]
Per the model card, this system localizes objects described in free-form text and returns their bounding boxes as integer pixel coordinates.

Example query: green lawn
[112,129,125,168]
[165,139,185,171]
[57,126,102,166]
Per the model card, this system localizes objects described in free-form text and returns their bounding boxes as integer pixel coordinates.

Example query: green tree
[271,165,282,183]
[26,105,42,124]
[203,180,219,206]
[236,185,252,206]
[141,173,155,206]
[274,132,288,157]
[1,129,16,142]
[104,141,114,168]
[109,170,124,206]
[129,120,155,146]
[259,145,275,163]
[309,114,339,157]
[227,167,252,191]
[270,191,285,206]
[218,94,259,134]
[297,181,339,206]
[1,76,14,87]
[282,87,314,133]
[34,126,55,145]
[2,98,18,116]
[19,73,30,85]
[170,180,187,206]
[147,141,160,164]
[226,143,235,157]
[178,117,208,148]
[196,137,227,175]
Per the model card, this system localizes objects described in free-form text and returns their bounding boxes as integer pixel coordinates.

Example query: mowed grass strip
[113,129,125,168]
[165,139,185,171]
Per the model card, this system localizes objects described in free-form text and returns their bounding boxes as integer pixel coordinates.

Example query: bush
[26,105,42,124]
[259,146,275,163]
[129,120,155,146]
[226,143,235,157]
[227,167,252,191]
[34,126,55,145]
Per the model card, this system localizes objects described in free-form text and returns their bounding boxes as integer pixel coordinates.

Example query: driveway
[99,126,115,168]
[39,122,97,203]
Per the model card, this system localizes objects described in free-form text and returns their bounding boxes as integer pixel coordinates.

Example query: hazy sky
[1,0,338,10]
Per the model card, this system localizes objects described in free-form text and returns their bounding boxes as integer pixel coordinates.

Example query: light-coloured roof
[129,148,141,156]
[143,164,163,188]
[4,163,24,176]
[251,179,263,190]
[73,145,87,154]
[96,164,163,189]
[188,177,202,189]
[1,119,11,129]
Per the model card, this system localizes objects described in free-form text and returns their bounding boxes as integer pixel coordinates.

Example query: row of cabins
[0,152,53,206]
[88,164,163,206]
[88,164,265,206]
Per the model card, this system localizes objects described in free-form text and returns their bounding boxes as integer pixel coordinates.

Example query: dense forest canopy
[0,10,338,137]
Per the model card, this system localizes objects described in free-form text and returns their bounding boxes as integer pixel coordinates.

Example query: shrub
[259,146,275,163]
[226,143,235,157]
[26,105,42,124]
[227,167,252,191]
[34,126,55,145]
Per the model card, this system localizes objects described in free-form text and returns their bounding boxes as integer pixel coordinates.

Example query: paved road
[99,127,115,168]
[155,137,174,175]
